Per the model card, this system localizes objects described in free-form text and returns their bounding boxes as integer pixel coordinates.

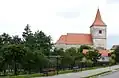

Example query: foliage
[109,57,116,66]
[85,59,93,67]
[78,45,92,52]
[85,50,101,66]
[114,46,119,63]
[0,24,52,76]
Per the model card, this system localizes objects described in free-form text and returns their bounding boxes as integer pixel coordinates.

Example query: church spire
[90,9,106,27]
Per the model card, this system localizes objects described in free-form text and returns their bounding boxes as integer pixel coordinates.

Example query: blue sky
[0,0,118,49]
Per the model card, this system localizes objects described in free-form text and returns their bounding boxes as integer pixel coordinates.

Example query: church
[55,9,109,59]
[55,9,106,50]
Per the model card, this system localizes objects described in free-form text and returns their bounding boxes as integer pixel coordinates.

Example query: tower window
[99,30,102,34]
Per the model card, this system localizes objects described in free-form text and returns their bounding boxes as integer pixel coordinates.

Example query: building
[55,9,107,50]
[111,45,119,50]
[83,49,109,62]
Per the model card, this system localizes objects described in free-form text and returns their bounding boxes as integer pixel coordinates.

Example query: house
[83,49,109,62]
[111,45,119,50]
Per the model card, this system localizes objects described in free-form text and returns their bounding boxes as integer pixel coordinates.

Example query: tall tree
[1,33,11,45]
[22,24,35,51]
[22,24,32,40]
[11,35,22,44]
[34,30,53,56]
[1,44,26,75]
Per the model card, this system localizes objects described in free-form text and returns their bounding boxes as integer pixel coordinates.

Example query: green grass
[0,75,31,78]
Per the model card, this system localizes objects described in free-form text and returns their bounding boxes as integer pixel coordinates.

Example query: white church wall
[90,26,106,39]
[93,39,106,49]
[55,43,66,49]
[65,44,81,49]
[55,44,93,50]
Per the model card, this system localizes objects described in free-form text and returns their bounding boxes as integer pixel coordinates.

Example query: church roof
[90,9,106,27]
[56,33,93,45]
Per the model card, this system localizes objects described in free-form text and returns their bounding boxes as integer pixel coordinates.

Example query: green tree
[1,33,12,45]
[1,44,26,75]
[22,24,35,51]
[62,47,84,68]
[85,50,101,66]
[22,49,49,73]
[114,46,119,63]
[52,48,64,56]
[22,25,53,56]
[11,35,22,44]
[34,30,53,56]
[22,24,33,40]
[79,45,92,52]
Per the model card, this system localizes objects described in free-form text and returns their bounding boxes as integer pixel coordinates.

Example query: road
[35,65,119,78]
[99,71,119,78]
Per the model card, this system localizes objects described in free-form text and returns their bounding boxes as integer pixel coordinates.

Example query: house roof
[98,50,109,56]
[82,49,109,56]
[56,35,67,44]
[56,33,93,45]
[90,9,106,27]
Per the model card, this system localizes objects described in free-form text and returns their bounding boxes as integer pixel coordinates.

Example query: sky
[0,0,119,49]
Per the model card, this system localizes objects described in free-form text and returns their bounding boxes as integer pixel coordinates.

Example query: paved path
[36,65,119,78]
[99,71,119,78]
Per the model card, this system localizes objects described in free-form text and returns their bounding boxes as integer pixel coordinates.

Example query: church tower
[90,9,107,49]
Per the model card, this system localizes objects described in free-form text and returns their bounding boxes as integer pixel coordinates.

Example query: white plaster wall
[98,56,109,62]
[55,44,93,50]
[65,44,81,49]
[55,44,66,49]
[93,39,106,49]
[90,26,106,39]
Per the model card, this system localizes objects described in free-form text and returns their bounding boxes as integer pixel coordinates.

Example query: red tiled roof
[90,9,106,27]
[98,50,109,56]
[82,49,109,56]
[56,33,93,45]
[56,35,67,44]
[82,49,89,54]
